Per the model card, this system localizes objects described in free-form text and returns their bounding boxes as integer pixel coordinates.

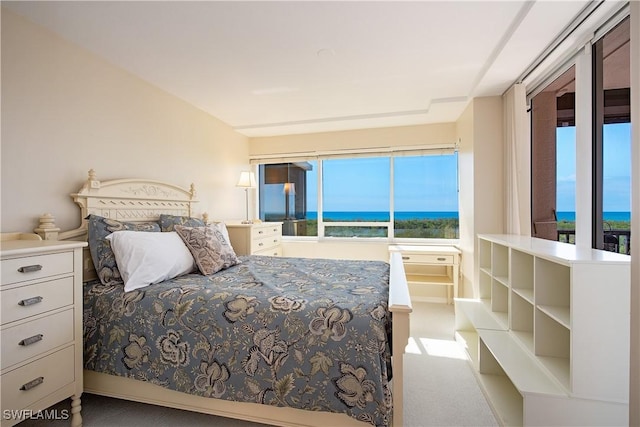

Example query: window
[257,151,459,240]
[530,14,631,255]
[592,16,631,254]
[322,157,390,238]
[556,125,576,244]
[531,65,576,243]
[394,154,459,238]
[259,161,317,236]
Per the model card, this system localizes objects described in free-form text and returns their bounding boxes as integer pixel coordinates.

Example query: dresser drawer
[1,277,74,325]
[1,252,74,286]
[1,309,74,370]
[254,246,283,257]
[1,345,75,413]
[400,254,454,264]
[254,234,281,252]
[251,224,281,240]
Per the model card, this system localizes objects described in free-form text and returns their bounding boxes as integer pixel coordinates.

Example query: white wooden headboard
[35,169,200,241]
[35,169,200,280]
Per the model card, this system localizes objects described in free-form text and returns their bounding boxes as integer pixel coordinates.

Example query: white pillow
[106,230,195,292]
[213,222,232,246]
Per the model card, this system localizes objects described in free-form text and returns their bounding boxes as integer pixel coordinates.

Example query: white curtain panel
[503,83,531,236]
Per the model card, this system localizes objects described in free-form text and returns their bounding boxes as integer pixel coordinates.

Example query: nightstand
[1,234,87,427]
[225,222,283,256]
[389,245,461,304]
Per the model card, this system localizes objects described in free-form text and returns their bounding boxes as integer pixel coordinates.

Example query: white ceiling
[2,1,606,137]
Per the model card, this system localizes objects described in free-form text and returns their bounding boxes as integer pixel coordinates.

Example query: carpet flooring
[17,302,498,427]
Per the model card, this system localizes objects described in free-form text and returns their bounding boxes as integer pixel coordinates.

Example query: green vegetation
[558,220,630,231]
[557,220,630,254]
[394,218,459,238]
[325,226,387,238]
[557,220,575,231]
[306,219,317,236]
[294,218,459,239]
[603,220,631,231]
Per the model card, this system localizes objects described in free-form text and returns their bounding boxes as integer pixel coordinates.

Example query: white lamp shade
[236,171,256,188]
[283,182,296,195]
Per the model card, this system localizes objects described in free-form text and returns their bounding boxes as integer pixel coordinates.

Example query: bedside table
[225,222,283,256]
[389,245,461,304]
[1,234,87,427]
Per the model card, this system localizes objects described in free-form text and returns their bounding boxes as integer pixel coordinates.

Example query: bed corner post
[188,183,197,217]
[388,251,412,427]
[34,213,61,240]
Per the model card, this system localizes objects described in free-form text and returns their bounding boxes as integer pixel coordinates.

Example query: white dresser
[1,235,86,427]
[226,222,282,256]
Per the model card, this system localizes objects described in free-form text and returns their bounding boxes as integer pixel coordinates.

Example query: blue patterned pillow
[86,214,161,285]
[159,214,205,232]
[174,224,240,275]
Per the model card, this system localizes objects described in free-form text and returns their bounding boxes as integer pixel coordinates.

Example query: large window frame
[526,5,631,255]
[592,16,631,253]
[253,146,459,242]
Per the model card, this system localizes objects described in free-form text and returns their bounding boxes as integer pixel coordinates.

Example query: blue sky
[304,154,459,212]
[557,123,631,212]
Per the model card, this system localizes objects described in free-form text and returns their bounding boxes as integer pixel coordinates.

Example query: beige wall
[456,100,475,297]
[472,97,504,236]
[456,96,504,298]
[1,9,250,234]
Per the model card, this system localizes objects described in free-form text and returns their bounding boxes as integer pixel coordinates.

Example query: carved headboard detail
[35,169,200,281]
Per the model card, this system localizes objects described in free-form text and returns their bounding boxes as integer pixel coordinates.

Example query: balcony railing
[557,229,631,255]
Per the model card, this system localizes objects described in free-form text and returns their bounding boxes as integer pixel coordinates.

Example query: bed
[36,169,412,427]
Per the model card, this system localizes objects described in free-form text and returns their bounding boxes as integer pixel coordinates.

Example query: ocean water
[302,211,630,222]
[557,211,631,222]
[306,211,459,221]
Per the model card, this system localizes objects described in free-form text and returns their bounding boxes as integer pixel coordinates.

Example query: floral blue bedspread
[83,255,392,426]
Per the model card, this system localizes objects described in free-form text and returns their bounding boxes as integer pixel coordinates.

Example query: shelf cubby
[510,249,533,301]
[534,308,570,391]
[491,278,509,327]
[491,243,509,286]
[534,257,570,309]
[510,292,533,352]
[479,269,492,301]
[479,238,492,272]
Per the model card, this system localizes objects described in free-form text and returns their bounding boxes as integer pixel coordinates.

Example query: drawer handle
[258,242,264,247]
[18,296,44,306]
[402,256,410,260]
[437,257,447,261]
[18,264,43,273]
[258,230,264,234]
[20,376,44,391]
[19,334,44,346]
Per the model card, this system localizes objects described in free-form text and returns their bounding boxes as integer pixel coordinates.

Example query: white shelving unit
[456,234,630,426]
